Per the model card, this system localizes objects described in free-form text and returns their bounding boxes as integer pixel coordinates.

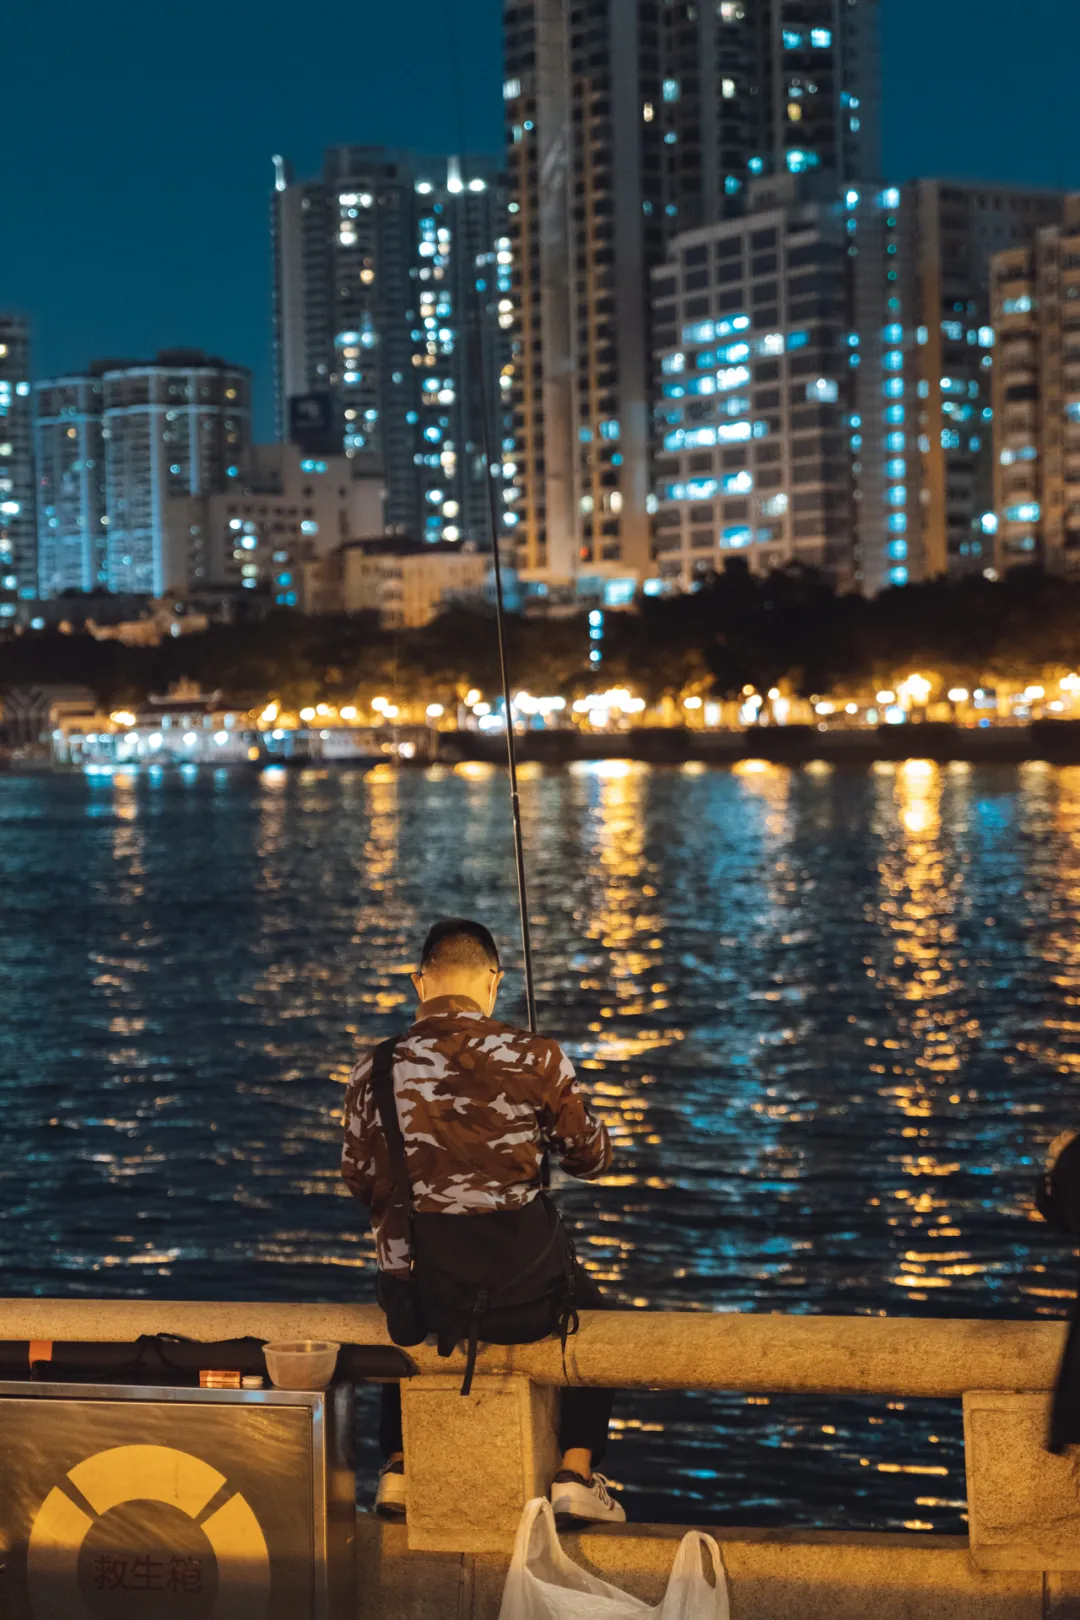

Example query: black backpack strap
[370,1037,413,1244]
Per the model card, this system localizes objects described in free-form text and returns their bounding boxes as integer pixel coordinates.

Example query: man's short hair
[421,918,501,974]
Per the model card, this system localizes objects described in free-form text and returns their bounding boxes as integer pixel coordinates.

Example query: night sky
[7,0,1080,437]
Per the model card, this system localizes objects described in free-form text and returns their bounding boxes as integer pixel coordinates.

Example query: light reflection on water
[0,762,1077,1530]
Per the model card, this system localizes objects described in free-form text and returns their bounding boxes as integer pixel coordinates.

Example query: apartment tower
[503,0,881,596]
[990,195,1080,578]
[273,148,512,546]
[36,352,251,598]
[0,315,36,617]
[897,180,1063,581]
[35,370,108,596]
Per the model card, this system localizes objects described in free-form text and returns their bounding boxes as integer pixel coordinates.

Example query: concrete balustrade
[4,1299,1080,1618]
[0,1299,1067,1395]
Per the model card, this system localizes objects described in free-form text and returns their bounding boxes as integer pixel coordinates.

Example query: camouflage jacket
[341,995,612,1272]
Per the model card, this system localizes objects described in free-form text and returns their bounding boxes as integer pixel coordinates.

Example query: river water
[1,758,1078,1531]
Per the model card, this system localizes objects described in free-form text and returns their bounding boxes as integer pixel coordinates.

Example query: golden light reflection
[363,763,399,895]
[573,764,669,1289]
[1018,767,1080,1135]
[873,758,978,1295]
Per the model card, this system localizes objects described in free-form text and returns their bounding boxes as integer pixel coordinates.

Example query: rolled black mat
[0,1335,415,1385]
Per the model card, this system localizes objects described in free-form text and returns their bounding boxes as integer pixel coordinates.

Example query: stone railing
[3,1299,1079,1620]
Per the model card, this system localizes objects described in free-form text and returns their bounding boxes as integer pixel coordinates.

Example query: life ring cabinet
[0,1378,356,1619]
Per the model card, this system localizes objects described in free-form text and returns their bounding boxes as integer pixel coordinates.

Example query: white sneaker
[375,1459,406,1519]
[550,1469,626,1526]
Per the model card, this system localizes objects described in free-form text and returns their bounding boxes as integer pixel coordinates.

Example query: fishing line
[445,0,538,1034]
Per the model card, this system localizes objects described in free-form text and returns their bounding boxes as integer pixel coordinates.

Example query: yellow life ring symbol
[27,1443,271,1619]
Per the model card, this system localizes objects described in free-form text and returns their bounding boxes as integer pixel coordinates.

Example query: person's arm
[541,1042,612,1180]
[341,1053,377,1205]
[1037,1130,1080,1233]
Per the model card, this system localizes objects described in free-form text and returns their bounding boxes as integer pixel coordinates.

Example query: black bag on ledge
[0,1334,414,1386]
[370,1037,580,1394]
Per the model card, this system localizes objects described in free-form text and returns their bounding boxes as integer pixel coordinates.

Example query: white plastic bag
[497,1499,730,1620]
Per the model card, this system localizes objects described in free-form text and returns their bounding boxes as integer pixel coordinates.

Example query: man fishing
[341,916,624,1526]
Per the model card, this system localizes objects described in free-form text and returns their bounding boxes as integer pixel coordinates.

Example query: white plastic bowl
[263,1339,340,1390]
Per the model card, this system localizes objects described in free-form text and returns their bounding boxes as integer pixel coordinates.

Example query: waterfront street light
[899,673,933,708]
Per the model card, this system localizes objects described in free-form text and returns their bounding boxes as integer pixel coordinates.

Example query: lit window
[786,149,820,174]
[1005,502,1040,523]
[722,525,752,547]
[883,350,903,371]
[1002,296,1033,315]
[682,320,715,344]
[888,539,908,560]
[884,379,904,399]
[717,365,752,392]
[786,331,809,350]
[722,78,736,98]
[880,188,900,209]
[810,27,832,46]
[663,78,680,101]
[722,470,753,494]
[887,458,906,479]
[887,486,907,506]
[806,378,838,403]
[887,433,905,452]
[599,419,620,440]
[889,566,908,586]
[782,28,803,47]
[888,513,908,534]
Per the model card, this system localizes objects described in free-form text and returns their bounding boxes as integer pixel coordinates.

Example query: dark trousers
[378,1260,615,1466]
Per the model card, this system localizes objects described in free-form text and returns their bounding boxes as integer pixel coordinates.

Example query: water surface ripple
[1,759,1077,1530]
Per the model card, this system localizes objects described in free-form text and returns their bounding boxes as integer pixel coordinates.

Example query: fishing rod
[446,2,538,1035]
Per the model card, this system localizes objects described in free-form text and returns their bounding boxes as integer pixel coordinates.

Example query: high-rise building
[990,196,1080,579]
[35,370,108,596]
[503,0,881,595]
[272,148,512,547]
[165,444,383,603]
[896,181,1062,582]
[0,315,36,618]
[35,352,251,598]
[650,175,899,592]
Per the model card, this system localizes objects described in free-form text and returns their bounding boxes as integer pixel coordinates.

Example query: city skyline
[6,0,1080,441]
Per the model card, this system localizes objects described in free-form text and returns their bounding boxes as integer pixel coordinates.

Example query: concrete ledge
[356,1517,1050,1620]
[0,1299,1065,1397]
